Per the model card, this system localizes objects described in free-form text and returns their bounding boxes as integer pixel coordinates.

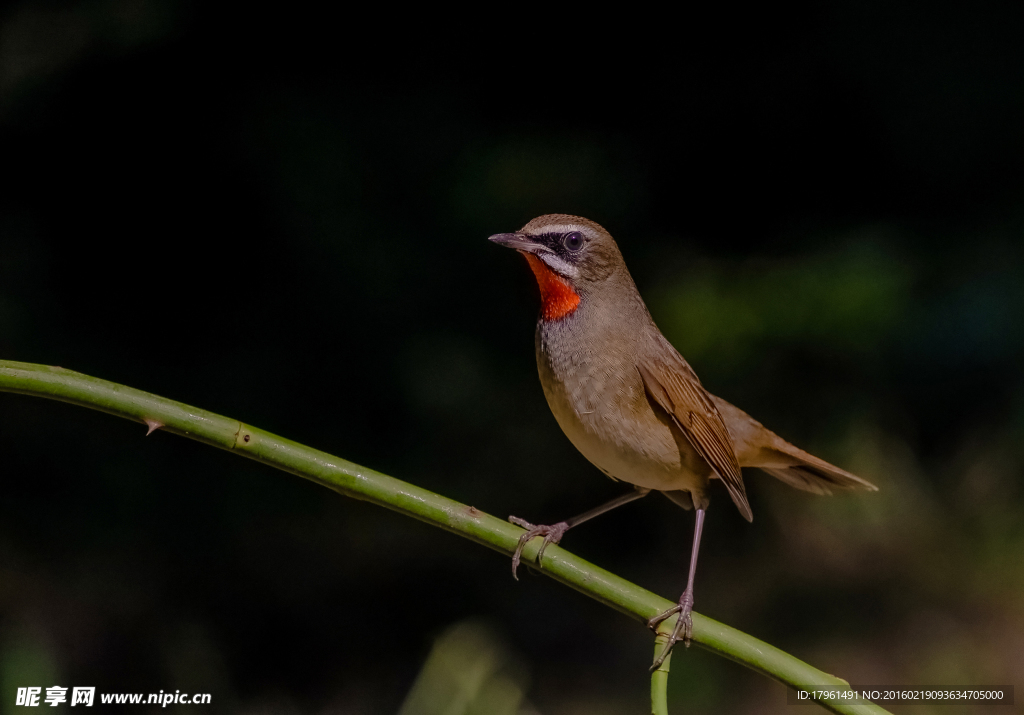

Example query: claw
[647,604,682,632]
[648,589,694,670]
[508,517,569,580]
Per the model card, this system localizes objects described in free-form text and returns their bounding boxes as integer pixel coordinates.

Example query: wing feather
[637,360,753,521]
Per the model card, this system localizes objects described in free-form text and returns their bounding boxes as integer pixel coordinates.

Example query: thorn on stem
[144,418,164,436]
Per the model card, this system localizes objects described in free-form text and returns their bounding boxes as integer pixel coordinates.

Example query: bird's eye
[563,231,585,252]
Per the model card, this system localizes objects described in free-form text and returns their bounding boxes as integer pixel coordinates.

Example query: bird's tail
[711,395,878,495]
[756,452,877,495]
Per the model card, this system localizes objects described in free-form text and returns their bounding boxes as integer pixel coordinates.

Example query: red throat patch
[522,252,581,321]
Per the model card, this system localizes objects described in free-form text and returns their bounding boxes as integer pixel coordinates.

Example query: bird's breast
[534,314,708,493]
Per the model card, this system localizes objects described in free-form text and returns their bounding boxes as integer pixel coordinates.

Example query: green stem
[0,361,891,715]
[651,632,672,715]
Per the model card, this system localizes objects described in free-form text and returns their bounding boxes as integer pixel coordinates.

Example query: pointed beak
[487,232,550,255]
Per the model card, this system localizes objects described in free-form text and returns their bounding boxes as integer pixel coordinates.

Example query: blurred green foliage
[650,238,912,372]
[398,621,530,715]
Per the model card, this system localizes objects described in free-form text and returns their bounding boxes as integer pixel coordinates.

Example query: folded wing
[637,359,753,522]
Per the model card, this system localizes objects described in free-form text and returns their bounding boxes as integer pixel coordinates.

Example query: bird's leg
[509,487,650,579]
[649,507,705,670]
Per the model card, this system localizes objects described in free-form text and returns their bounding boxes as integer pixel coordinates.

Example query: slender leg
[509,487,651,579]
[648,507,705,670]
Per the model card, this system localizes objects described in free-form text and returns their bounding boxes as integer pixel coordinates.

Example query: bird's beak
[488,232,551,255]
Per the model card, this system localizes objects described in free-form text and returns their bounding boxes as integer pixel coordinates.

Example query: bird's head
[488,214,626,320]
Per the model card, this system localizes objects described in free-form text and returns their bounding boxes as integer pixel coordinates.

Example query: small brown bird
[489,214,877,668]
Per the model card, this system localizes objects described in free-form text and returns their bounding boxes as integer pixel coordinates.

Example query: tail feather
[711,395,878,495]
[761,467,835,494]
[759,459,876,495]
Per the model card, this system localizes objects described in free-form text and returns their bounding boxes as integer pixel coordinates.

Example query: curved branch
[0,360,890,715]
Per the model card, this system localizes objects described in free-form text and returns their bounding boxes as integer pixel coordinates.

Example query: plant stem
[651,631,673,715]
[0,361,891,715]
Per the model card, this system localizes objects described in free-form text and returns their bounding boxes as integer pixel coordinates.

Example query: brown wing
[637,359,753,522]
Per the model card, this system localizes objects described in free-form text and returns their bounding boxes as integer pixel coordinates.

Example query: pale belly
[537,352,710,495]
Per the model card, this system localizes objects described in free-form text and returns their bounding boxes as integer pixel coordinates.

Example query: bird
[488,214,877,669]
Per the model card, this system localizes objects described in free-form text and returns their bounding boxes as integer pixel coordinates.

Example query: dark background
[1,2,1022,713]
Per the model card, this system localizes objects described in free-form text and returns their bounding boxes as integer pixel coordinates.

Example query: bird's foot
[648,588,694,670]
[508,517,569,580]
